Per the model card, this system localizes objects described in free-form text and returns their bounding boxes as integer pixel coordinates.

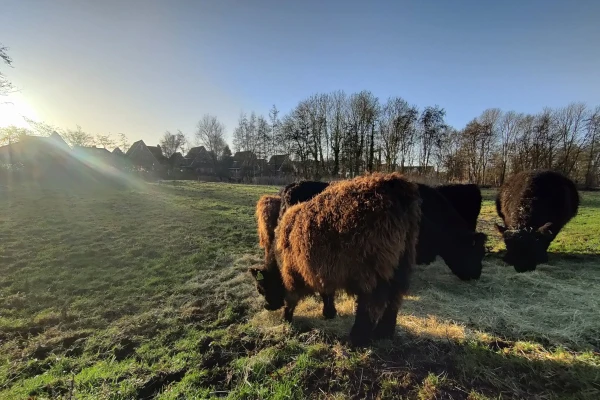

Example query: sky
[1,0,599,147]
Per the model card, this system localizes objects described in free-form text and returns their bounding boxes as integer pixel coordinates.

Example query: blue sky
[1,0,599,147]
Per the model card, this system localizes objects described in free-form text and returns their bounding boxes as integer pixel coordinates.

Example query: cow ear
[495,223,507,234]
[538,222,553,236]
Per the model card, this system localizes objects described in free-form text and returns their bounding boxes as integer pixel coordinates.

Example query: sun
[0,93,39,129]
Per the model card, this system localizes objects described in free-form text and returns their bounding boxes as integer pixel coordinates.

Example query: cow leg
[372,295,400,340]
[373,249,413,340]
[283,293,300,323]
[349,280,390,347]
[321,293,337,319]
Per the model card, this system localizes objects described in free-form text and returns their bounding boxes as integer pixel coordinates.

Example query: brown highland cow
[255,182,339,319]
[250,173,421,346]
[255,194,282,258]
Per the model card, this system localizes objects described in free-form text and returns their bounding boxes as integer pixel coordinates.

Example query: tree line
[2,91,599,188]
[227,91,600,188]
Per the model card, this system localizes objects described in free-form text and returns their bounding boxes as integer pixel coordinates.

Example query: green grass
[0,181,599,399]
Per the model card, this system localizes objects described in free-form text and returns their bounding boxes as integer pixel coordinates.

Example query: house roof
[146,145,166,161]
[112,147,124,156]
[125,140,162,169]
[186,146,207,159]
[126,140,146,157]
[0,132,70,162]
[256,158,267,168]
[233,151,256,162]
[74,146,111,154]
[268,154,291,170]
[269,154,290,167]
[169,152,187,166]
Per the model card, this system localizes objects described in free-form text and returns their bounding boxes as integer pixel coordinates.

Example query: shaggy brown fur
[255,195,281,257]
[255,189,337,319]
[252,172,422,346]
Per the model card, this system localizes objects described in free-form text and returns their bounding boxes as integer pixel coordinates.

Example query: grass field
[0,180,599,399]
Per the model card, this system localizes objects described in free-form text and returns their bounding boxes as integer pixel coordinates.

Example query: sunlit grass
[0,181,598,399]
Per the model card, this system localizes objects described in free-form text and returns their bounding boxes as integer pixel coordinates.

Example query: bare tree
[268,105,281,155]
[497,111,520,184]
[1,44,15,96]
[326,90,347,176]
[160,130,187,158]
[344,91,378,177]
[418,106,446,170]
[304,93,329,177]
[583,106,600,188]
[117,133,130,152]
[510,114,535,174]
[63,125,95,147]
[0,125,31,145]
[232,112,259,155]
[380,97,418,172]
[195,114,226,166]
[256,115,271,162]
[95,134,116,149]
[554,103,587,176]
[436,127,464,180]
[533,108,559,169]
[476,109,501,184]
[22,117,56,137]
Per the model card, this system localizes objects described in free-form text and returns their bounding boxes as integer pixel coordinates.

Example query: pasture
[0,181,598,399]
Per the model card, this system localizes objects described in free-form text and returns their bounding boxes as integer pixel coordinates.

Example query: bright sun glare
[0,94,39,128]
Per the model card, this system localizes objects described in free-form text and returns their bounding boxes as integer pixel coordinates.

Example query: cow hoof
[349,328,372,348]
[372,327,395,341]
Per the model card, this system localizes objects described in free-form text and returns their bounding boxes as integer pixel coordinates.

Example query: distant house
[126,140,164,171]
[229,151,257,178]
[168,152,187,169]
[72,145,116,164]
[147,145,167,164]
[184,146,214,175]
[112,147,125,156]
[256,158,268,175]
[267,154,293,176]
[0,131,71,166]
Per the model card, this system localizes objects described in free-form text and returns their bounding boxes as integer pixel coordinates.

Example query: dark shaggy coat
[495,170,579,272]
[252,173,422,346]
[416,183,487,280]
[277,180,331,220]
[435,183,482,231]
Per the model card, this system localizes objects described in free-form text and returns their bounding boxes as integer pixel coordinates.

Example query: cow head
[495,223,553,272]
[442,231,487,281]
[249,266,285,311]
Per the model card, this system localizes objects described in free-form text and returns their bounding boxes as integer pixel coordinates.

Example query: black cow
[277,180,331,220]
[416,183,487,280]
[495,170,579,272]
[435,183,482,231]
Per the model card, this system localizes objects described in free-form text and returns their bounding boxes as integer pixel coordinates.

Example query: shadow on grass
[489,249,600,265]
[286,310,600,399]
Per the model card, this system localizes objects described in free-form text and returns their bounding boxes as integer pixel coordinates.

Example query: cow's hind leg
[373,271,410,340]
[321,293,337,319]
[349,279,391,347]
[373,245,413,340]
